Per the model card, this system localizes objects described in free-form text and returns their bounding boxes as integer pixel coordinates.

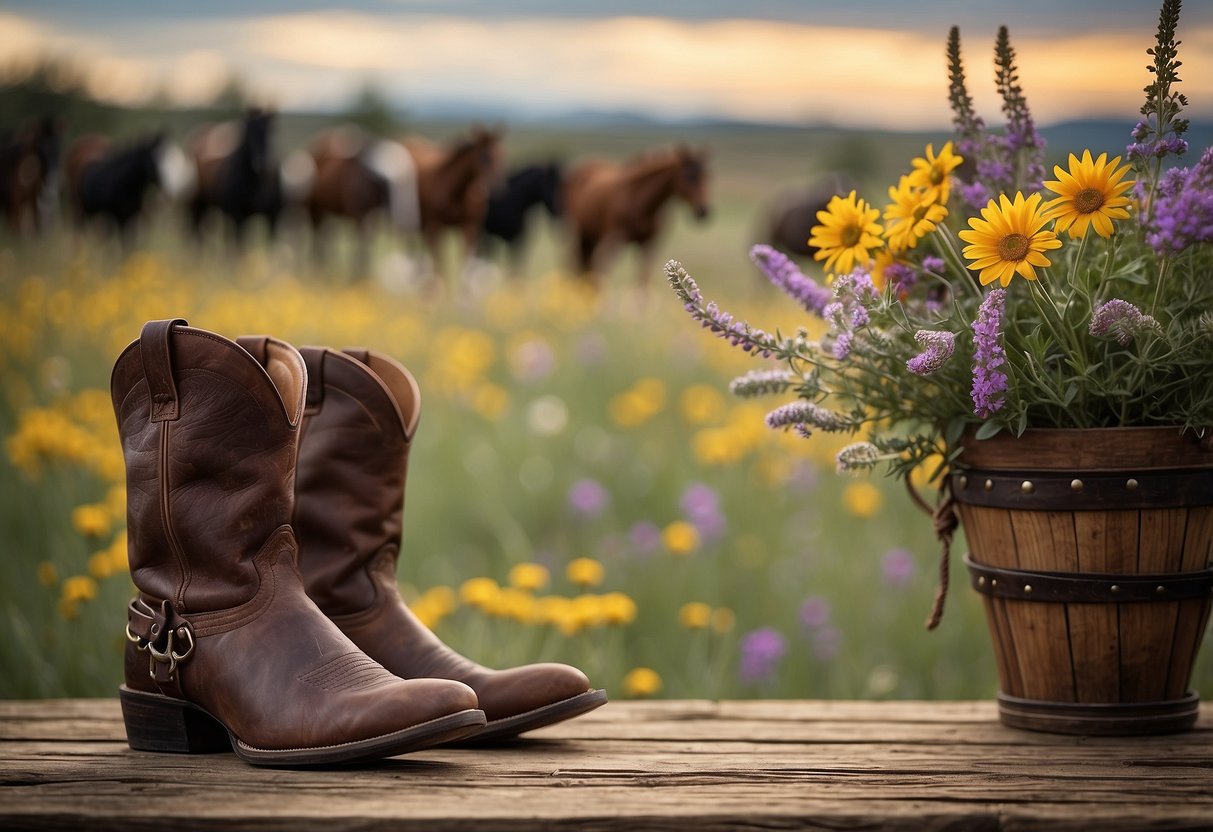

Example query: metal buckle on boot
[126,598,195,683]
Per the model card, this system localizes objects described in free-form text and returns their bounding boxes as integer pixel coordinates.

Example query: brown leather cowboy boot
[290,345,607,742]
[113,320,486,765]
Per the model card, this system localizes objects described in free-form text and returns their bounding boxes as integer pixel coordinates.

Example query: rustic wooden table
[1,698,1210,830]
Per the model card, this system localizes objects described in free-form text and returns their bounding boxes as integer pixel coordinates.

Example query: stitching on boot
[297,652,395,691]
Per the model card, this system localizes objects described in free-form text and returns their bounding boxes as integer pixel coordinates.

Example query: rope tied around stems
[905,475,959,630]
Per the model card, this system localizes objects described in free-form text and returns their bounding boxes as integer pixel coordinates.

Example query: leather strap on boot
[140,318,187,422]
[126,597,195,685]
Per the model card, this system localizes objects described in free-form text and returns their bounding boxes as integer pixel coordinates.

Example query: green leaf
[1063,383,1079,406]
[974,420,1004,440]
[945,418,966,446]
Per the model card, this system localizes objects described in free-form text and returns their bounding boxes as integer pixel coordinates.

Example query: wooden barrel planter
[951,426,1213,736]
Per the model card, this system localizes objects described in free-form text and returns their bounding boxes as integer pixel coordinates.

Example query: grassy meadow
[2,118,1208,703]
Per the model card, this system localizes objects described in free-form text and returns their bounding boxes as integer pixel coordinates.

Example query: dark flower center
[841,225,862,247]
[999,233,1030,262]
[1075,187,1105,214]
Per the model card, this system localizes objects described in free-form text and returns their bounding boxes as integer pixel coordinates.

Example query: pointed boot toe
[468,663,608,742]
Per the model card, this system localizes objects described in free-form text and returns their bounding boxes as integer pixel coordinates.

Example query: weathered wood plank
[1,700,1210,832]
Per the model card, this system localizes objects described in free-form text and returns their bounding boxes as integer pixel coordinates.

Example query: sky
[3,1,1212,129]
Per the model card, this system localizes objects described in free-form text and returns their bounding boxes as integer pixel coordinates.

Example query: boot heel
[119,686,231,753]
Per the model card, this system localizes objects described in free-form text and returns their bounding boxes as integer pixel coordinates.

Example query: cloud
[3,9,1212,129]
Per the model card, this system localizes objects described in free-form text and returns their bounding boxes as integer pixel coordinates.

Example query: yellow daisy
[958,192,1062,287]
[808,190,884,275]
[1042,150,1135,239]
[906,141,963,205]
[883,176,949,253]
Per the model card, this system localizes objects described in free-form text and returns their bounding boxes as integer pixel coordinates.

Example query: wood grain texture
[2,699,1211,831]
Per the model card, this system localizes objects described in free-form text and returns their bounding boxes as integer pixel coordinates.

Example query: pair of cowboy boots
[114,319,605,765]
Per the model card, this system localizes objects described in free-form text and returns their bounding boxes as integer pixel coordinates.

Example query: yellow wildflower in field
[959,192,1062,287]
[430,326,496,393]
[679,384,726,425]
[906,141,963,205]
[662,521,700,556]
[71,504,111,538]
[492,587,537,622]
[61,575,98,603]
[679,601,712,630]
[106,532,129,573]
[459,577,500,608]
[535,595,578,634]
[571,594,606,628]
[421,585,457,616]
[609,378,666,428]
[600,592,638,626]
[883,176,949,254]
[37,561,58,588]
[1043,150,1134,239]
[508,562,550,592]
[88,550,116,580]
[566,557,605,588]
[471,383,510,421]
[711,607,736,634]
[809,191,883,276]
[622,667,662,698]
[842,481,884,518]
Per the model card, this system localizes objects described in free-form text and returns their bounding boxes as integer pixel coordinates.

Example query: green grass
[0,120,1207,704]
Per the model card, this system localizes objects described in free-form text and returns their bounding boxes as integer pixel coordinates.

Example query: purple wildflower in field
[798,596,831,631]
[824,268,877,360]
[750,244,831,315]
[575,332,607,365]
[971,289,1008,418]
[883,261,916,294]
[628,521,662,556]
[568,478,609,518]
[681,483,726,543]
[1146,146,1213,255]
[510,339,556,381]
[881,548,916,586]
[906,330,957,376]
[765,401,850,433]
[667,260,777,358]
[921,256,946,274]
[1089,299,1159,346]
[739,627,787,684]
[811,626,842,661]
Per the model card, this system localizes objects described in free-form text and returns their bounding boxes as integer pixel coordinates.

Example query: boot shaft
[111,319,306,613]
[293,347,420,616]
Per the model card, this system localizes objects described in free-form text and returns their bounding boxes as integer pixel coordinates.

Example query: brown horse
[304,125,500,283]
[402,126,502,278]
[0,116,62,233]
[563,144,711,288]
[303,124,415,275]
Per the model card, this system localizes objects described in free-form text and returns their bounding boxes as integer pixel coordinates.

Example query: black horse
[187,108,282,246]
[65,132,165,244]
[480,161,562,270]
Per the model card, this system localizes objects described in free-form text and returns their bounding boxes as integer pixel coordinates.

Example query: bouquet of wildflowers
[670,0,1211,487]
[668,0,1212,625]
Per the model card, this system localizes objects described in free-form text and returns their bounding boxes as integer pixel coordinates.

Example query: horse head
[241,107,276,180]
[673,144,711,222]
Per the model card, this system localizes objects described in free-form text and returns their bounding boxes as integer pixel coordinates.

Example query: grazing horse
[480,161,562,271]
[186,108,281,246]
[65,132,165,244]
[0,116,62,233]
[763,174,856,259]
[402,126,503,277]
[563,144,710,288]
